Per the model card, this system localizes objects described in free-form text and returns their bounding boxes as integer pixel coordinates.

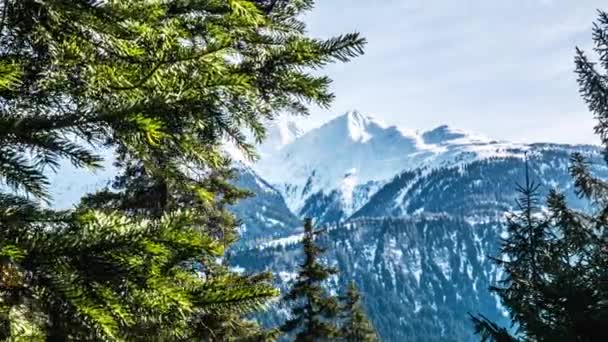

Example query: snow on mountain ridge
[258,118,303,156]
[254,111,439,214]
[343,110,377,142]
[423,124,472,144]
[252,111,528,217]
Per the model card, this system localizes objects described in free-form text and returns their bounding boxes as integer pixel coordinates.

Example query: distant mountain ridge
[232,145,606,341]
[239,111,598,226]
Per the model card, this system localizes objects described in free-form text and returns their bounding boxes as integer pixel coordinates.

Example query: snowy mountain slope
[233,142,606,341]
[352,143,605,220]
[253,111,438,215]
[252,110,536,222]
[230,163,300,241]
[229,114,606,341]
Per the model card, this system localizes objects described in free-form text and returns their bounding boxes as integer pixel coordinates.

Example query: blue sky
[298,0,606,144]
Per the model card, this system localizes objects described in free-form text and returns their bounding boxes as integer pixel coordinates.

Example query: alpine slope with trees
[280,219,342,341]
[280,218,377,342]
[0,0,365,340]
[229,115,607,341]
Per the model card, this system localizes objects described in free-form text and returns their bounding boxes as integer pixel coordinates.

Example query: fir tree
[339,281,378,342]
[471,10,608,342]
[471,159,608,342]
[0,0,365,340]
[281,218,341,341]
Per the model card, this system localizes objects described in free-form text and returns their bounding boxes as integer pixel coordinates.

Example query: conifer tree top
[0,1,366,340]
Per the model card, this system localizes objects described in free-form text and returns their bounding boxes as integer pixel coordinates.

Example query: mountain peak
[326,110,385,143]
[345,109,368,123]
[345,110,372,142]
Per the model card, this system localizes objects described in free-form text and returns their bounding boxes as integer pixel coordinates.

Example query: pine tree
[80,157,279,340]
[470,155,551,341]
[472,159,608,342]
[471,10,608,342]
[0,0,365,340]
[281,218,341,341]
[339,281,378,342]
[493,156,551,336]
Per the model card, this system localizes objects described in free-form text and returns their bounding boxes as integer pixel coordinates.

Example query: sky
[295,0,607,144]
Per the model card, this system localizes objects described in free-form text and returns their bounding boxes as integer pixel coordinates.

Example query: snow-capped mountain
[235,140,605,341]
[228,111,606,341]
[255,111,433,215]
[251,110,532,221]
